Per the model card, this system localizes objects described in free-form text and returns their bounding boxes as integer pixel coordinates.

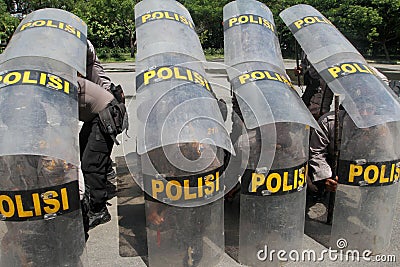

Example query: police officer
[308,108,344,197]
[308,69,389,197]
[296,55,334,121]
[86,40,118,180]
[80,40,127,231]
[78,75,127,232]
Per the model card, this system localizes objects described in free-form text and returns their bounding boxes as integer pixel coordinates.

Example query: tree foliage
[1,0,399,60]
[0,1,19,48]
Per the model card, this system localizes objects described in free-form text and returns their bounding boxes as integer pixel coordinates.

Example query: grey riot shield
[223,0,285,74]
[238,123,308,266]
[1,8,87,75]
[134,1,233,266]
[280,4,400,128]
[223,2,314,266]
[0,9,86,266]
[141,144,225,267]
[224,1,319,131]
[330,115,400,253]
[135,0,233,156]
[134,0,205,63]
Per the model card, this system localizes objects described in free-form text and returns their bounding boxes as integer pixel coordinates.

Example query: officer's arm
[308,115,333,183]
[86,40,112,92]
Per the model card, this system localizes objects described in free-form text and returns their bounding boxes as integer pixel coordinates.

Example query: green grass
[98,50,224,63]
[100,52,135,63]
[205,53,224,61]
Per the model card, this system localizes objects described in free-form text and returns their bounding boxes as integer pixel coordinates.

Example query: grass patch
[97,47,135,62]
[205,53,224,61]
[100,52,135,63]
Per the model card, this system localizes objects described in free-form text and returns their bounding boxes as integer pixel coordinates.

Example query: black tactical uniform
[78,75,127,232]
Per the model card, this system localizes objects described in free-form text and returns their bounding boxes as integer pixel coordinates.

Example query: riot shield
[135,0,205,63]
[224,0,319,131]
[0,9,86,266]
[330,115,400,253]
[223,0,285,74]
[238,123,308,266]
[223,1,314,266]
[134,1,233,266]
[280,4,400,128]
[141,144,225,267]
[1,8,87,75]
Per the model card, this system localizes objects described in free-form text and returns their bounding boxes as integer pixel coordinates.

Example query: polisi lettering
[348,162,400,185]
[141,66,211,91]
[0,187,70,220]
[237,70,293,88]
[327,62,374,79]
[0,70,72,95]
[151,171,221,202]
[139,11,194,29]
[226,14,274,32]
[293,16,332,30]
[250,166,306,194]
[18,19,82,40]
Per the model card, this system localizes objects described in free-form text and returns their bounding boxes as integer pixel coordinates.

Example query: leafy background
[1,0,399,62]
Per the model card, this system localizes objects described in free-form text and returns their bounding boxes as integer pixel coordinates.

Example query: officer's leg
[80,117,113,228]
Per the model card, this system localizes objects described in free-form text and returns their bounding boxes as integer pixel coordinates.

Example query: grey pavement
[85,60,400,267]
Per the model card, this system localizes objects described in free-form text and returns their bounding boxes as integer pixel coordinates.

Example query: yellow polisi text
[151,171,220,202]
[225,14,274,32]
[250,165,306,194]
[327,62,375,79]
[18,19,82,40]
[348,163,400,185]
[292,16,332,30]
[0,188,69,220]
[139,11,194,29]
[142,66,211,91]
[237,70,293,88]
[0,70,71,94]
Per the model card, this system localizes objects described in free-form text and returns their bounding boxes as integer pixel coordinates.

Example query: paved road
[85,60,400,267]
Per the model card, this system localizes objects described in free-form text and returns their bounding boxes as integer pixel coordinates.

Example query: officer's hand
[147,210,164,225]
[325,176,338,192]
[294,66,302,76]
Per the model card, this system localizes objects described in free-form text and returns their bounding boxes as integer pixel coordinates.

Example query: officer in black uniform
[78,76,127,232]
[80,41,127,231]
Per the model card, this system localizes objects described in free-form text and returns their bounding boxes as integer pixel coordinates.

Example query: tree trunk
[383,42,390,61]
[129,30,135,58]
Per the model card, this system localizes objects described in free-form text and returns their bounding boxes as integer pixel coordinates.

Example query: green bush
[204,47,224,56]
[97,47,111,60]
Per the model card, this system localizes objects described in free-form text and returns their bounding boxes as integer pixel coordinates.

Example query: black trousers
[79,117,114,212]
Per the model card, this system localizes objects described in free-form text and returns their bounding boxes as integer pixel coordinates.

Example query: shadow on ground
[304,193,332,248]
[116,154,149,265]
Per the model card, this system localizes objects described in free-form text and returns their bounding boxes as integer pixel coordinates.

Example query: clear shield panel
[331,183,399,254]
[134,0,205,62]
[145,199,224,267]
[1,8,87,75]
[142,144,225,266]
[0,13,85,263]
[223,0,284,72]
[239,123,309,266]
[224,2,320,131]
[0,58,79,166]
[0,155,87,266]
[331,118,400,253]
[279,4,359,64]
[279,4,400,128]
[230,62,320,130]
[136,79,233,155]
